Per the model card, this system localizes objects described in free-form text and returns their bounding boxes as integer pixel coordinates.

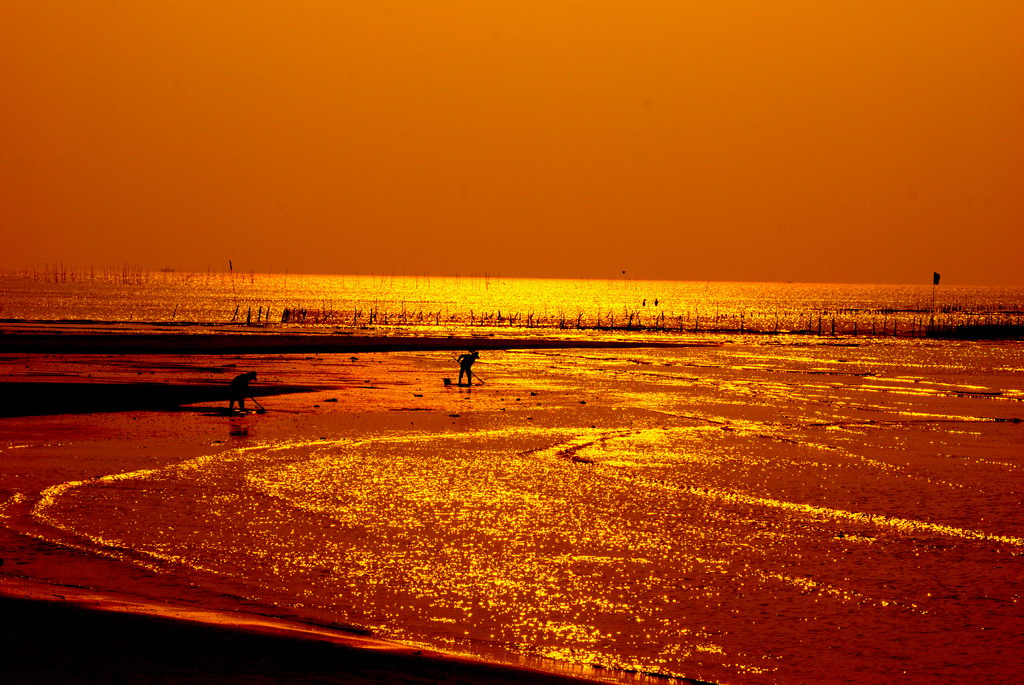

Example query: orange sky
[2,1,1022,284]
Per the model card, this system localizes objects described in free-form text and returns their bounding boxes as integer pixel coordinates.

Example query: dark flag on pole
[933,272,941,285]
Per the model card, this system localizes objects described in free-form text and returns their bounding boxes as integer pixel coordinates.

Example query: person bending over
[457,351,479,386]
[229,371,257,410]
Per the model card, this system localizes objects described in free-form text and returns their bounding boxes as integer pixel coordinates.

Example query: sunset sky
[2,1,1022,285]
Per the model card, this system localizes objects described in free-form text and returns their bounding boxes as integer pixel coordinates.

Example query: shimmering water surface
[3,276,1023,684]
[3,271,1023,334]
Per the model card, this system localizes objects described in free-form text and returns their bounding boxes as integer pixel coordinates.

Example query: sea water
[5,275,1024,683]
[2,271,1023,335]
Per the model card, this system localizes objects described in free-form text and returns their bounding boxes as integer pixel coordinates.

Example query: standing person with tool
[228,371,257,411]
[456,350,480,386]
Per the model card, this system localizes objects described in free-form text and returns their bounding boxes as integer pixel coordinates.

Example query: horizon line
[2,264,1021,288]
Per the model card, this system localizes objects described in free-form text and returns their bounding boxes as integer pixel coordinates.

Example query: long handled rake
[451,354,485,385]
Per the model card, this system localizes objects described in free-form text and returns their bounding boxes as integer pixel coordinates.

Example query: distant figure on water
[457,350,480,386]
[229,371,257,410]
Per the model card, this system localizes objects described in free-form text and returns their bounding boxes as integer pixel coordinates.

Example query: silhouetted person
[229,371,257,410]
[457,350,479,386]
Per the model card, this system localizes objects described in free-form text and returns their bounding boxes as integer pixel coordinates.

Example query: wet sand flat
[0,333,688,685]
[2,330,1022,684]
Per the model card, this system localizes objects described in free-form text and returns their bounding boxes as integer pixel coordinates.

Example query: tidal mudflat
[2,332,1022,684]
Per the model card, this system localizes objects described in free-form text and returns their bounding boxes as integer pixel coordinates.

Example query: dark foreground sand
[1,578,614,685]
[1,330,713,685]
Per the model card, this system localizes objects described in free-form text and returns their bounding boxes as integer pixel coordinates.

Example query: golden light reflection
[28,409,1024,682]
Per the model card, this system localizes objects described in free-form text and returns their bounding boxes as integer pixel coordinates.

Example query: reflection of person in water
[229,371,257,410]
[457,350,479,386]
